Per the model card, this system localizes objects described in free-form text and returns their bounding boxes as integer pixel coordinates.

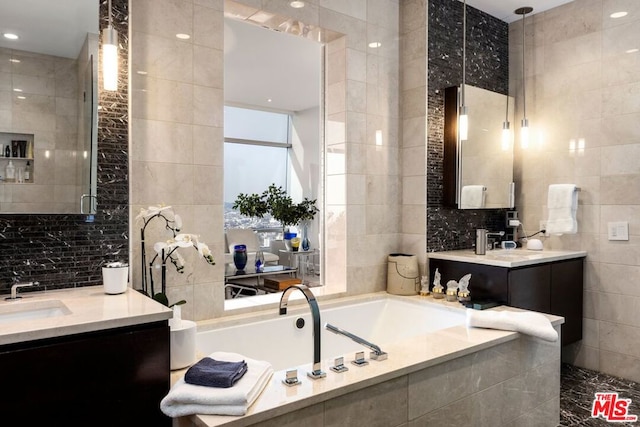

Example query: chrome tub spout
[325,323,388,361]
[279,284,326,379]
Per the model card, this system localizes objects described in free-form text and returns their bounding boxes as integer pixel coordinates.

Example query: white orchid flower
[173,234,195,248]
[197,242,209,257]
[175,252,185,268]
[136,205,174,222]
[173,214,183,231]
[153,241,169,254]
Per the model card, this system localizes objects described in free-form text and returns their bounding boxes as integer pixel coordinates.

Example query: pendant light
[515,6,532,149]
[103,0,119,91]
[459,0,468,141]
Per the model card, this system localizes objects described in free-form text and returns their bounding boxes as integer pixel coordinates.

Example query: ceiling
[224,17,322,112]
[0,0,98,59]
[465,0,574,23]
[224,1,575,112]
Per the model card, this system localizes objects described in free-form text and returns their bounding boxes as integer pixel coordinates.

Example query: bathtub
[197,295,465,371]
[191,293,563,427]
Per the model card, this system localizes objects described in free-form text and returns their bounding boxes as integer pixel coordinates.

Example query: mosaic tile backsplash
[427,0,509,252]
[0,0,128,295]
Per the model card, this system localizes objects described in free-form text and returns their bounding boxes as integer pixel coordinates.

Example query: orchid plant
[137,205,215,307]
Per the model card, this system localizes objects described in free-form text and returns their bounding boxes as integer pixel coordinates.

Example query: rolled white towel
[160,351,274,418]
[466,309,558,342]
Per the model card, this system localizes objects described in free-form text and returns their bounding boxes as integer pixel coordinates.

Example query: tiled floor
[560,363,640,426]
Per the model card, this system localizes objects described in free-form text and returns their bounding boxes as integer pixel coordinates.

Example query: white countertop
[0,285,173,346]
[428,248,587,268]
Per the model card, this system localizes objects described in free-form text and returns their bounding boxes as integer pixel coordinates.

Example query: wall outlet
[539,220,549,237]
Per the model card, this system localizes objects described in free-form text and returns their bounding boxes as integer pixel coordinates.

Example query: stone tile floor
[561,363,640,426]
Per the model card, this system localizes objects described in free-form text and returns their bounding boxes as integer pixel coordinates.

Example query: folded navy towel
[185,357,248,388]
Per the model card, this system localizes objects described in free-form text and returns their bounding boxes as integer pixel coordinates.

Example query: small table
[224,265,297,299]
[279,249,318,285]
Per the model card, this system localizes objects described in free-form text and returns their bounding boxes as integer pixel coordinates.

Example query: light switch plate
[608,221,629,241]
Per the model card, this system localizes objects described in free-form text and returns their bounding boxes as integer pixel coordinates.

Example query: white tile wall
[131,0,401,320]
[513,0,640,382]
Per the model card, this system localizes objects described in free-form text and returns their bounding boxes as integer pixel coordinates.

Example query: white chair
[224,228,280,266]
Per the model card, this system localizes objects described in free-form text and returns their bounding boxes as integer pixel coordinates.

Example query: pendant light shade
[459,0,468,141]
[103,0,118,91]
[501,121,511,151]
[515,6,532,149]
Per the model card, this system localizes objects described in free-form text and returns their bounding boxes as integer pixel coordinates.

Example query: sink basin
[0,300,71,325]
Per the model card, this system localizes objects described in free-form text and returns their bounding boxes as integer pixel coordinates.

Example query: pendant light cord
[521,11,526,120]
[108,0,113,28]
[461,0,466,106]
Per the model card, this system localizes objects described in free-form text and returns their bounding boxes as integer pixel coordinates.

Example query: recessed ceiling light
[626,48,639,54]
[9,58,20,63]
[290,1,305,8]
[137,70,148,75]
[267,98,272,103]
[3,33,18,40]
[176,33,191,40]
[16,95,26,100]
[610,11,628,18]
[368,41,382,48]
[13,88,22,92]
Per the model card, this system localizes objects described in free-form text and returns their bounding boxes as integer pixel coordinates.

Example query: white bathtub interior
[197,298,465,371]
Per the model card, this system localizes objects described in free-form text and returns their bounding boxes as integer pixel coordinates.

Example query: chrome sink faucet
[279,284,326,379]
[5,281,39,301]
[487,231,505,250]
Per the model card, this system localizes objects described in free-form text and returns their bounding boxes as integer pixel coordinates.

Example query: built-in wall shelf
[0,132,35,183]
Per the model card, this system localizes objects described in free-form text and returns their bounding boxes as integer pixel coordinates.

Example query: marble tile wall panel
[0,0,128,295]
[236,334,560,427]
[426,0,510,252]
[512,0,640,382]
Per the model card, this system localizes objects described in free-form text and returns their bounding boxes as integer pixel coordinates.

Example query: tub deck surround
[0,285,173,345]
[174,294,563,427]
[428,248,587,268]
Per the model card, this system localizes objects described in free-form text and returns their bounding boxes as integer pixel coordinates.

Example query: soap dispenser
[5,160,15,182]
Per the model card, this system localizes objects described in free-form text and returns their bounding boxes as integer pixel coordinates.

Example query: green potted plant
[233,184,318,229]
[233,184,319,249]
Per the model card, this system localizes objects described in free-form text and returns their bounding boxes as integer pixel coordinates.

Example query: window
[224,106,291,230]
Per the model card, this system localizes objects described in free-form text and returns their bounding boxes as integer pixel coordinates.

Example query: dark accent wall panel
[0,0,128,294]
[427,0,509,252]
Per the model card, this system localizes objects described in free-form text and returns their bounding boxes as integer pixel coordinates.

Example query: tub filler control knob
[351,351,369,367]
[330,356,349,373]
[282,369,302,387]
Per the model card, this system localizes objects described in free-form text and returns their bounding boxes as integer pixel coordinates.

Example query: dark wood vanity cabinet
[0,321,171,426]
[429,257,584,346]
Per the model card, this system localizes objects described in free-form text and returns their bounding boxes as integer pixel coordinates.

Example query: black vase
[233,244,247,270]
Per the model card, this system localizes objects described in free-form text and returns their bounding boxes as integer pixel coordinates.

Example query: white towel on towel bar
[466,309,558,342]
[460,185,486,209]
[160,351,274,418]
[546,184,578,235]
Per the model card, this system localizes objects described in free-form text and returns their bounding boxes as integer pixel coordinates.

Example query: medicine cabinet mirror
[0,0,99,214]
[444,84,515,209]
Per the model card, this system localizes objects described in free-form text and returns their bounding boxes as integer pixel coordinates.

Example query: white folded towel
[160,351,274,418]
[460,185,486,209]
[466,309,558,342]
[546,184,578,235]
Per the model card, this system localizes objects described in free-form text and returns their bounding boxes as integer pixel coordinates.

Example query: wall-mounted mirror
[0,0,99,214]
[444,84,515,209]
